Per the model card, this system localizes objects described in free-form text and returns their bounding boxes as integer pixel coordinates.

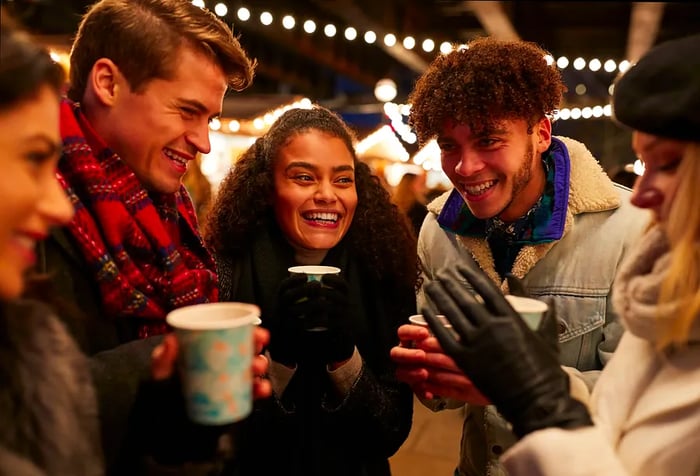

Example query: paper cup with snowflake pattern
[166,302,260,425]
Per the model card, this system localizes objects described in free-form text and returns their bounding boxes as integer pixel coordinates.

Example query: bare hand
[391,324,490,404]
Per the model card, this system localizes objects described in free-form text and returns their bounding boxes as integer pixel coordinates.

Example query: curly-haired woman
[205,106,417,476]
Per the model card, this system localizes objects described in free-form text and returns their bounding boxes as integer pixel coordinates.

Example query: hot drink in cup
[166,302,260,425]
[505,295,548,330]
[287,265,341,331]
[288,265,341,283]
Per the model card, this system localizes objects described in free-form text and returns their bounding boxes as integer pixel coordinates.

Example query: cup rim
[408,313,452,328]
[288,265,341,275]
[504,295,549,313]
[166,302,261,330]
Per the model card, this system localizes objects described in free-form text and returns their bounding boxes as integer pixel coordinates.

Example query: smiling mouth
[302,211,340,224]
[163,148,188,168]
[463,180,497,196]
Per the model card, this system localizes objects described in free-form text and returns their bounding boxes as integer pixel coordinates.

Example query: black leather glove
[267,273,309,366]
[506,274,560,355]
[269,273,355,366]
[423,263,592,439]
[305,273,355,365]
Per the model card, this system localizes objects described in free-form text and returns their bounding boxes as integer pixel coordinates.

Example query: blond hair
[68,0,255,101]
[658,142,700,349]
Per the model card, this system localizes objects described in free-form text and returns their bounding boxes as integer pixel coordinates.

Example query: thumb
[151,333,179,380]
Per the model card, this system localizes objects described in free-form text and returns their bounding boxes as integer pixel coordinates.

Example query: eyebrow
[27,134,61,155]
[437,128,509,142]
[285,161,354,173]
[178,98,221,120]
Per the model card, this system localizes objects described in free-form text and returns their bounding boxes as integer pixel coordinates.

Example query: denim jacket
[416,137,650,476]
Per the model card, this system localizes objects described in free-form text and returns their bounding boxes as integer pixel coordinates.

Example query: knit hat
[612,34,700,142]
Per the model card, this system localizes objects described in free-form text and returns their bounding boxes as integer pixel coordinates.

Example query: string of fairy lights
[192,0,633,75]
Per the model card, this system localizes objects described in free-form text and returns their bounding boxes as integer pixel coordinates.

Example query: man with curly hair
[391,37,649,476]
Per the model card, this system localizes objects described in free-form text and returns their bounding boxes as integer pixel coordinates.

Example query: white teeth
[304,212,339,222]
[464,180,496,196]
[164,149,187,167]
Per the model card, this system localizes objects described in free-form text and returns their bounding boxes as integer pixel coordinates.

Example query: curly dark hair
[205,106,420,294]
[409,37,566,145]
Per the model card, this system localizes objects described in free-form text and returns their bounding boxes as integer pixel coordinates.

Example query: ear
[534,116,552,154]
[87,58,125,107]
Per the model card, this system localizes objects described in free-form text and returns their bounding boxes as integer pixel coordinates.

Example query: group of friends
[0,0,699,475]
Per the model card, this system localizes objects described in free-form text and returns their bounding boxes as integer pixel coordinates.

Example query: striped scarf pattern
[57,100,217,338]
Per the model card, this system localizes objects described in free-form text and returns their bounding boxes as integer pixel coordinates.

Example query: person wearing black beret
[418,33,700,476]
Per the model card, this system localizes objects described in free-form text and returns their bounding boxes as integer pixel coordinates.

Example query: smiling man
[39,0,254,353]
[390,37,649,476]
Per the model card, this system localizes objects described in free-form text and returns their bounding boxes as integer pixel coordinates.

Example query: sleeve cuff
[266,350,297,397]
[327,347,362,395]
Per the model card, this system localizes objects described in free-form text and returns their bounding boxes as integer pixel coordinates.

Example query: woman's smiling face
[272,129,358,252]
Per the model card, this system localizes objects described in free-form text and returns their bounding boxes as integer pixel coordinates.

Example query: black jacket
[216,225,414,476]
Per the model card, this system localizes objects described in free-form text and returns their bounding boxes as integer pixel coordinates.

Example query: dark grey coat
[0,299,104,476]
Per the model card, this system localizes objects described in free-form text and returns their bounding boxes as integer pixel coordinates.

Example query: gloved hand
[423,263,592,438]
[305,273,355,365]
[268,273,355,367]
[506,274,560,355]
[267,273,309,366]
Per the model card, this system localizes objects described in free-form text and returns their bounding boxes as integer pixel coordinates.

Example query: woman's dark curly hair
[205,105,420,293]
[409,37,566,145]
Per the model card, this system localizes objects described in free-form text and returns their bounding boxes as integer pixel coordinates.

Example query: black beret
[613,33,700,142]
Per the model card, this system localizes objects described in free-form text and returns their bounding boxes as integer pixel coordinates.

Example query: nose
[314,180,337,203]
[185,119,212,155]
[39,174,74,226]
[453,148,485,177]
[630,174,663,210]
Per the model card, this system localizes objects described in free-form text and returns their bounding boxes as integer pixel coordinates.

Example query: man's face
[437,118,551,222]
[104,46,227,194]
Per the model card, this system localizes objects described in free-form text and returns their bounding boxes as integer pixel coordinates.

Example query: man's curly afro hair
[408,37,566,144]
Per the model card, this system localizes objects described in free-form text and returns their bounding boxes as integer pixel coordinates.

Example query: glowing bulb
[303,20,316,34]
[236,7,250,21]
[213,3,227,17]
[260,12,273,26]
[324,24,337,37]
[282,15,295,29]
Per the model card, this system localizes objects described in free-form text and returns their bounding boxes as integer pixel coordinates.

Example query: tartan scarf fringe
[58,100,217,337]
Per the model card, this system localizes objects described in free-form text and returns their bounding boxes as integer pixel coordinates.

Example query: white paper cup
[408,313,451,332]
[166,302,260,425]
[288,265,341,282]
[505,295,548,330]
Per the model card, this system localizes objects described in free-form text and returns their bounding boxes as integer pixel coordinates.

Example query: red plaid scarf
[58,100,218,338]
